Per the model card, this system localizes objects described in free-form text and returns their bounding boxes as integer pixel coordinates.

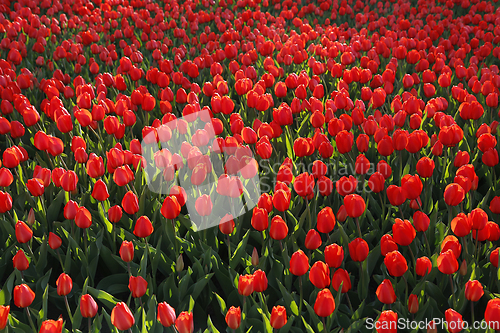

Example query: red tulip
[416,256,432,276]
[317,207,336,234]
[392,218,416,246]
[344,194,366,218]
[485,298,500,330]
[133,216,154,238]
[251,207,269,231]
[314,289,335,317]
[15,221,32,244]
[129,275,147,298]
[465,280,484,302]
[451,213,471,237]
[80,294,98,318]
[401,174,422,200]
[0,191,12,213]
[304,229,322,250]
[75,207,92,229]
[376,279,396,304]
[161,196,181,220]
[270,306,287,329]
[331,268,351,293]
[49,232,62,250]
[0,305,9,330]
[384,251,408,277]
[469,208,488,230]
[39,318,63,333]
[376,310,397,333]
[225,306,241,330]
[408,294,419,314]
[444,308,463,333]
[111,302,135,331]
[293,172,315,198]
[195,195,212,216]
[157,302,176,327]
[108,205,123,223]
[289,250,309,276]
[441,235,462,259]
[273,189,290,212]
[253,269,268,292]
[175,311,194,333]
[348,238,369,262]
[56,273,72,296]
[13,249,29,271]
[91,179,109,201]
[336,175,358,196]
[27,178,44,197]
[413,211,430,232]
[380,234,398,256]
[386,185,406,206]
[309,261,330,289]
[269,215,288,240]
[13,284,35,308]
[444,183,465,206]
[324,243,344,268]
[437,250,459,274]
[238,274,254,296]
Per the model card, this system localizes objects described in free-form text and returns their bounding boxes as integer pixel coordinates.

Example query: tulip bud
[157,302,176,328]
[459,259,467,276]
[12,249,29,271]
[408,294,419,314]
[111,302,135,331]
[251,247,259,266]
[427,320,437,333]
[0,305,9,330]
[80,294,98,318]
[175,311,194,333]
[176,254,184,272]
[56,273,73,296]
[49,232,62,250]
[27,208,35,226]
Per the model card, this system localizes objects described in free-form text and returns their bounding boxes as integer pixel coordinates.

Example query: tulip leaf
[230,230,250,270]
[206,315,220,333]
[0,271,15,305]
[213,292,227,314]
[87,287,120,309]
[186,273,213,301]
[276,279,299,316]
[101,308,119,333]
[301,316,316,333]
[257,307,273,333]
[35,233,48,276]
[188,295,195,313]
[40,283,48,322]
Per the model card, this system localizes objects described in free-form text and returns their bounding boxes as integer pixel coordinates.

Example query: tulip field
[4,0,500,332]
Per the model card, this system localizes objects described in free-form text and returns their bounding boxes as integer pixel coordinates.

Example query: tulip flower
[465,280,483,302]
[13,249,29,271]
[331,268,351,293]
[269,215,288,240]
[270,306,287,329]
[13,284,35,308]
[317,207,336,234]
[48,232,62,250]
[121,191,139,215]
[376,279,396,305]
[376,310,397,333]
[309,261,330,289]
[289,250,309,276]
[128,275,147,298]
[314,289,335,317]
[416,257,432,276]
[75,207,92,229]
[444,308,463,333]
[392,218,416,246]
[324,244,344,268]
[408,294,419,314]
[348,238,369,262]
[380,234,398,257]
[485,298,500,330]
[15,221,32,244]
[39,317,63,333]
[444,183,465,207]
[251,207,268,231]
[304,229,322,250]
[0,305,9,330]
[56,273,72,296]
[225,306,241,330]
[384,251,408,277]
[157,302,176,327]
[175,311,194,333]
[80,294,98,318]
[133,216,154,238]
[111,302,135,331]
[238,274,254,296]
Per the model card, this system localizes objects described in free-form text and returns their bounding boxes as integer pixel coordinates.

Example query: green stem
[88,317,92,333]
[449,274,457,309]
[64,295,74,324]
[299,275,304,316]
[26,308,36,333]
[354,217,362,238]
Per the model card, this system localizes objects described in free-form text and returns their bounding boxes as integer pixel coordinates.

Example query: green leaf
[301,316,316,333]
[230,230,250,270]
[276,279,299,316]
[87,287,120,310]
[213,292,227,314]
[257,307,273,333]
[206,315,220,333]
[0,271,15,305]
[36,234,49,276]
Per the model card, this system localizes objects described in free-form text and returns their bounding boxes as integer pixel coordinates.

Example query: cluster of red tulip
[3,0,500,331]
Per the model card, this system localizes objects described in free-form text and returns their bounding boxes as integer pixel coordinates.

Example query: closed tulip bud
[380,234,398,257]
[80,294,98,318]
[27,208,35,226]
[119,241,134,262]
[304,229,322,250]
[128,275,147,298]
[0,305,9,330]
[408,294,419,314]
[289,250,309,276]
[465,280,483,302]
[13,284,35,308]
[251,247,259,266]
[15,220,33,244]
[48,232,62,250]
[225,306,241,330]
[314,289,335,317]
[176,254,184,272]
[13,249,29,271]
[416,256,432,276]
[27,178,44,197]
[253,269,268,292]
[39,317,63,333]
[427,320,438,333]
[444,183,465,207]
[317,207,336,234]
[161,195,181,220]
[133,216,154,238]
[459,259,467,276]
[376,279,396,304]
[270,306,287,329]
[195,195,212,216]
[337,205,347,222]
[413,211,430,232]
[238,274,254,296]
[56,273,73,296]
[441,235,462,259]
[157,302,176,327]
[111,302,135,331]
[251,207,268,231]
[444,308,463,333]
[175,311,194,333]
[108,205,123,223]
[122,191,139,215]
